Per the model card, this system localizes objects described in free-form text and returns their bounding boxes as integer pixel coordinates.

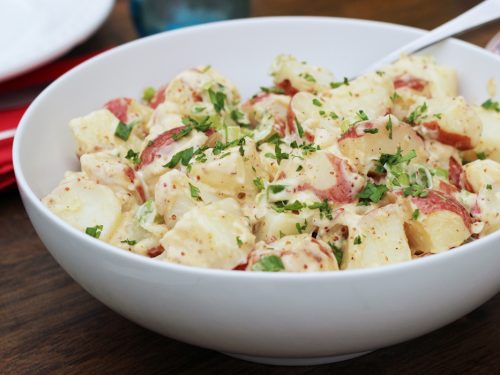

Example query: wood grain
[1,0,499,373]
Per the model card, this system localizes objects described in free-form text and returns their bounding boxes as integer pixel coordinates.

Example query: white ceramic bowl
[13,17,500,366]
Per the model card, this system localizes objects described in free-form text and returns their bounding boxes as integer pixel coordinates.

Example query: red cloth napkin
[0,50,107,192]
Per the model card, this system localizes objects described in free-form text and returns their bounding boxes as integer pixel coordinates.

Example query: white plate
[0,0,114,82]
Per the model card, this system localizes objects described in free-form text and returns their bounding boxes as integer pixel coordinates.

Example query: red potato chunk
[247,235,338,272]
[403,190,472,253]
[291,151,365,204]
[415,96,482,150]
[338,115,427,173]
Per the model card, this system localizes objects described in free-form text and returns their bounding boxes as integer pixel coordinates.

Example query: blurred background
[105,0,500,48]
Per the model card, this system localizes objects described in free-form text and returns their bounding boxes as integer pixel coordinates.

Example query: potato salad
[43,54,500,272]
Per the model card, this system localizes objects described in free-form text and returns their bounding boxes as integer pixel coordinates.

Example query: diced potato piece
[403,190,471,253]
[155,169,218,229]
[385,54,458,98]
[471,106,500,162]
[80,152,144,208]
[42,172,121,241]
[463,159,500,193]
[163,65,240,115]
[288,92,342,146]
[247,235,338,272]
[416,96,482,150]
[108,209,164,257]
[104,97,153,139]
[341,204,412,269]
[241,93,290,141]
[69,109,142,157]
[158,199,255,269]
[424,140,461,171]
[278,150,365,204]
[270,54,335,94]
[139,130,209,196]
[475,185,500,236]
[188,139,261,201]
[255,209,315,243]
[338,115,427,174]
[325,72,393,122]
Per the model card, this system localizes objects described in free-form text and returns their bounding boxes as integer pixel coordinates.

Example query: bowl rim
[13,15,500,280]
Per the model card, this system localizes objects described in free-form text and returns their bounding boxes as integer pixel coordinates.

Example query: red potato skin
[411,190,472,230]
[448,156,463,190]
[137,126,186,169]
[298,154,361,204]
[422,121,472,150]
[138,126,215,169]
[149,85,167,109]
[147,245,165,258]
[337,122,374,142]
[277,79,299,96]
[393,76,427,92]
[233,263,248,271]
[437,180,458,195]
[104,97,132,123]
[124,166,147,203]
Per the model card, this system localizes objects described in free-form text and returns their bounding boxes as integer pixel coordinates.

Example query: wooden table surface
[1,0,499,373]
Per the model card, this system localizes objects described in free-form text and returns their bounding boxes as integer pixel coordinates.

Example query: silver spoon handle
[358,0,500,76]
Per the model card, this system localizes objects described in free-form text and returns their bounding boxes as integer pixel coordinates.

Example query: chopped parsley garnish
[290,140,320,155]
[260,86,285,94]
[296,165,303,172]
[402,184,429,198]
[356,182,388,206]
[236,236,243,247]
[486,184,493,190]
[412,209,420,220]
[375,148,417,174]
[406,102,428,125]
[268,184,286,194]
[253,177,265,191]
[142,86,156,102]
[433,168,449,179]
[376,70,385,77]
[265,142,289,165]
[386,116,393,139]
[252,255,285,272]
[328,242,343,265]
[125,149,140,165]
[312,98,322,107]
[273,200,305,213]
[353,235,362,245]
[389,92,401,103]
[295,220,307,234]
[301,72,316,82]
[481,99,500,112]
[433,113,443,119]
[208,88,226,113]
[363,128,379,134]
[189,183,202,201]
[330,77,349,89]
[355,110,369,122]
[163,147,194,168]
[85,225,103,239]
[295,116,304,138]
[115,121,134,141]
[121,239,137,246]
[230,109,249,126]
[308,200,333,220]
[476,151,486,160]
[173,116,211,141]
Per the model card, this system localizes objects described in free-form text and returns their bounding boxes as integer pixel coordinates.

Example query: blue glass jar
[130,0,251,36]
